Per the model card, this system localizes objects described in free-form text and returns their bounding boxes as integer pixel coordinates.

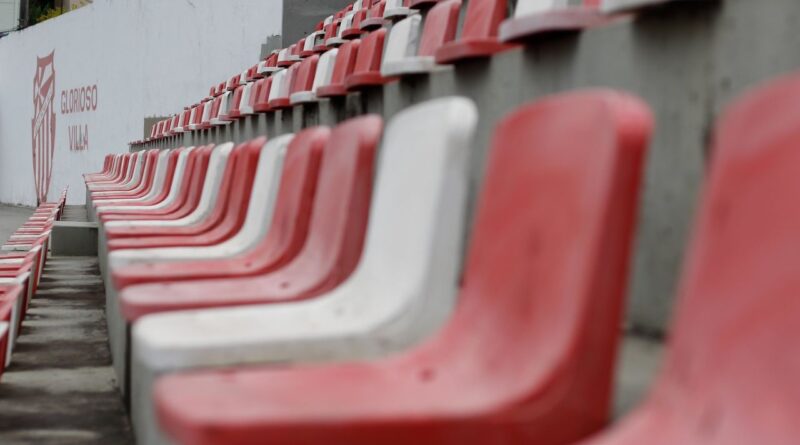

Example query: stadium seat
[127,97,477,442]
[151,89,651,445]
[346,28,395,89]
[317,40,360,97]
[342,9,368,39]
[118,115,380,317]
[360,0,386,30]
[381,0,460,76]
[257,53,280,75]
[326,10,356,47]
[267,65,298,109]
[290,54,320,104]
[435,0,516,63]
[253,76,274,113]
[499,0,606,43]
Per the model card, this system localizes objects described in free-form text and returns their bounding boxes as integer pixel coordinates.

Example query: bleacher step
[0,256,132,444]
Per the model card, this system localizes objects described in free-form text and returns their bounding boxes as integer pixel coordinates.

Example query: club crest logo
[32,51,56,204]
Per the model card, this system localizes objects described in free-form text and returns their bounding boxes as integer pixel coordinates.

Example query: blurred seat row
[83,0,800,443]
[133,0,681,145]
[87,66,800,444]
[0,191,66,379]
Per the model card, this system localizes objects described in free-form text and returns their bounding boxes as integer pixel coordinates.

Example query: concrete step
[0,256,132,444]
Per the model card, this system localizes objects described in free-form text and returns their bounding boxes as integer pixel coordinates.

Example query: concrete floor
[0,256,133,444]
[0,205,34,244]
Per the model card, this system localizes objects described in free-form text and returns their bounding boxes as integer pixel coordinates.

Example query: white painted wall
[0,0,282,205]
[0,0,22,33]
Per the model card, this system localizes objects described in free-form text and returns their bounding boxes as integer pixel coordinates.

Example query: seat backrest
[419,0,461,56]
[291,55,320,96]
[194,140,262,230]
[436,90,651,422]
[458,0,505,41]
[328,39,360,89]
[288,115,382,288]
[227,85,245,118]
[351,29,387,80]
[340,97,477,332]
[313,49,339,93]
[250,127,329,266]
[253,76,274,112]
[649,74,800,443]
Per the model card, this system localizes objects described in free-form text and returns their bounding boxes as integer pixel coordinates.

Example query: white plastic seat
[238,83,256,116]
[277,47,300,66]
[267,69,291,105]
[303,30,325,54]
[130,97,478,443]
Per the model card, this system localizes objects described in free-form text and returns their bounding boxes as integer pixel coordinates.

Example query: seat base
[381,57,451,77]
[268,98,292,109]
[325,37,347,47]
[316,84,348,98]
[499,9,609,43]
[346,73,396,90]
[360,17,385,30]
[290,91,318,105]
[435,39,516,64]
[384,7,413,20]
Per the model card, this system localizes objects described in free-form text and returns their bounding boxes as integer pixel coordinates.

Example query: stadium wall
[0,0,282,206]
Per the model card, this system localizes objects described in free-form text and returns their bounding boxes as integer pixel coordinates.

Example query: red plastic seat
[252,77,274,113]
[113,127,328,291]
[317,19,342,52]
[360,0,386,30]
[106,140,263,249]
[435,0,516,63]
[347,29,394,89]
[154,90,652,445]
[118,115,381,320]
[289,55,320,104]
[317,39,361,97]
[225,85,246,120]
[556,72,800,445]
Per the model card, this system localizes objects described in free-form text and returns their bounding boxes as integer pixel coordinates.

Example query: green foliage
[29,0,63,25]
